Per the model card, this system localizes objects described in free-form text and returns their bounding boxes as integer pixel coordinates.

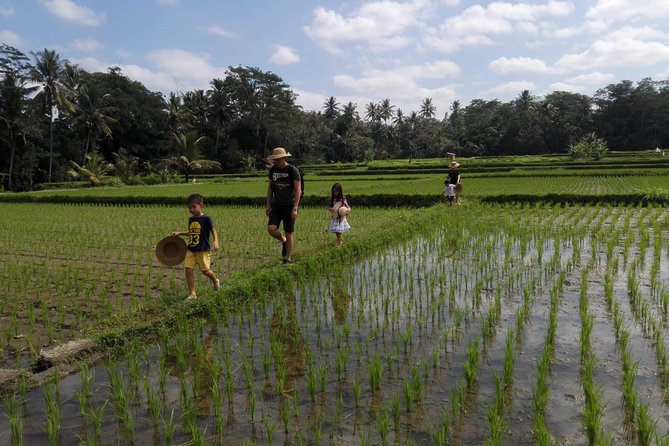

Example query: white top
[445,183,456,197]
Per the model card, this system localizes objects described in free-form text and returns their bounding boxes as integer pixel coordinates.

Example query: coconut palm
[365,102,380,123]
[323,96,340,124]
[160,130,221,182]
[67,150,113,185]
[206,78,231,149]
[30,48,69,182]
[378,99,395,125]
[71,83,116,163]
[419,97,436,120]
[449,100,464,154]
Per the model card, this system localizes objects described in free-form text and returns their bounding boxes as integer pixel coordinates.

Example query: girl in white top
[328,183,351,246]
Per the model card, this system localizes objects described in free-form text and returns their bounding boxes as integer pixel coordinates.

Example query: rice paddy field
[1,153,669,445]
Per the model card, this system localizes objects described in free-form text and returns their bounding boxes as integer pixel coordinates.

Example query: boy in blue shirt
[172,193,220,300]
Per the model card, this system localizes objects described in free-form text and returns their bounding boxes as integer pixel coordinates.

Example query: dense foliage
[2,44,669,190]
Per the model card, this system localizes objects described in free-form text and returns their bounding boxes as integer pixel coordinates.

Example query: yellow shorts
[184,251,212,272]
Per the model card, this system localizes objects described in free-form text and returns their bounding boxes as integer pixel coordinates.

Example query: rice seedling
[581,358,606,445]
[369,354,383,394]
[376,409,390,445]
[144,377,161,427]
[3,392,22,446]
[43,382,61,446]
[164,408,176,446]
[485,402,504,446]
[352,378,362,408]
[464,337,480,389]
[636,403,658,446]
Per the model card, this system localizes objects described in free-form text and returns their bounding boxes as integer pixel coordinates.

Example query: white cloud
[269,45,300,65]
[334,60,459,95]
[586,0,669,23]
[555,26,669,72]
[73,56,180,92]
[331,60,460,113]
[0,6,15,18]
[147,49,226,84]
[483,80,536,96]
[566,71,615,85]
[304,1,425,53]
[489,57,549,74]
[426,1,574,52]
[293,89,329,112]
[544,26,581,39]
[41,0,105,26]
[0,29,21,47]
[206,25,237,39]
[72,38,103,52]
[549,71,615,93]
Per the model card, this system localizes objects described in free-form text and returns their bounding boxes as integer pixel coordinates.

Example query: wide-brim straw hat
[337,205,350,218]
[267,147,292,160]
[455,183,463,193]
[449,161,460,168]
[155,235,187,266]
[330,201,342,218]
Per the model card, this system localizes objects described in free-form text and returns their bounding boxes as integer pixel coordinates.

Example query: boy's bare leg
[185,267,196,297]
[203,269,220,290]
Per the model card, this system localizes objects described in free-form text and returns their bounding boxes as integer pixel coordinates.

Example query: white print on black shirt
[272,172,290,182]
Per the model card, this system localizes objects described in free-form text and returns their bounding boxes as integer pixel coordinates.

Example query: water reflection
[270,294,306,385]
[330,279,352,325]
[165,327,216,418]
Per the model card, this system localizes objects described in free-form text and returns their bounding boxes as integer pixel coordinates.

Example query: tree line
[2,44,669,190]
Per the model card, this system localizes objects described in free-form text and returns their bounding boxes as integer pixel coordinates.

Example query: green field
[1,153,668,445]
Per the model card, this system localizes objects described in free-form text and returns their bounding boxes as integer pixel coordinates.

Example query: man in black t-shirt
[265,147,301,263]
[448,160,461,205]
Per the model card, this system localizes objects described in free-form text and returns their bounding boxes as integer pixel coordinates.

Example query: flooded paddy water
[1,203,669,445]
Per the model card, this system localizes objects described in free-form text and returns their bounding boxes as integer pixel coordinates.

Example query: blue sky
[2,0,669,117]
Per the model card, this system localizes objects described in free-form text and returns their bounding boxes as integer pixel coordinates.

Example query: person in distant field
[444,182,456,206]
[328,183,351,247]
[172,193,220,300]
[265,147,301,264]
[447,160,462,205]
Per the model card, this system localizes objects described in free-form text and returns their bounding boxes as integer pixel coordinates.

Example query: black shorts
[268,206,295,233]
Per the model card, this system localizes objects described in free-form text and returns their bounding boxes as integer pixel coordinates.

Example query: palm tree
[378,99,395,125]
[449,100,464,154]
[71,84,116,163]
[322,96,340,124]
[206,78,231,150]
[67,151,113,185]
[419,97,436,119]
[30,48,69,182]
[160,130,221,182]
[365,102,380,123]
[165,92,193,133]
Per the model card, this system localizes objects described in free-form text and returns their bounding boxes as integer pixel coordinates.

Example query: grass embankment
[3,151,669,207]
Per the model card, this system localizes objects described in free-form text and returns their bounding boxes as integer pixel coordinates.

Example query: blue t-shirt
[187,215,214,252]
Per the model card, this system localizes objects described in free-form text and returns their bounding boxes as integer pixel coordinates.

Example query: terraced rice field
[2,202,668,445]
